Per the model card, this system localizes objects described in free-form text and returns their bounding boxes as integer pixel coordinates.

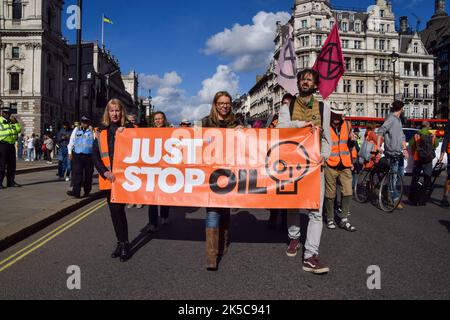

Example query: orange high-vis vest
[327,121,353,168]
[97,130,112,191]
[447,140,450,154]
[413,133,436,162]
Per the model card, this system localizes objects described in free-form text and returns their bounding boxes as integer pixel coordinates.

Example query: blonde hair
[209,91,235,125]
[102,99,128,127]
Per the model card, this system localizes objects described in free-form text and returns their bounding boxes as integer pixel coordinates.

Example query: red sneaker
[286,239,301,257]
[303,255,330,274]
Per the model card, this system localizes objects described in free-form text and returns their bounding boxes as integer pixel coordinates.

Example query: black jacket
[93,123,134,179]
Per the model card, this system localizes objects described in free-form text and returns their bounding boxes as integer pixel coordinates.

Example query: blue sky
[61,0,448,122]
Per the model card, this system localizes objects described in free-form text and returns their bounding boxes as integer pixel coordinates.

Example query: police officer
[67,116,94,198]
[0,107,22,189]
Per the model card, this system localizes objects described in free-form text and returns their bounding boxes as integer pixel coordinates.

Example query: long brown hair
[102,99,128,127]
[153,111,170,128]
[209,91,235,125]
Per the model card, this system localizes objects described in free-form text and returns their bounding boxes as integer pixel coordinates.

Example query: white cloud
[204,11,290,72]
[197,65,239,103]
[140,66,240,125]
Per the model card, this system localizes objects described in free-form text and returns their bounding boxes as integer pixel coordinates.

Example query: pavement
[0,172,449,299]
[0,167,102,251]
[16,159,58,175]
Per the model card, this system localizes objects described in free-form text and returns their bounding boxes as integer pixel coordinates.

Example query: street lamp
[390,50,400,101]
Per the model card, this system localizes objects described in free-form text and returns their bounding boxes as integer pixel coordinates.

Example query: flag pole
[101,14,104,49]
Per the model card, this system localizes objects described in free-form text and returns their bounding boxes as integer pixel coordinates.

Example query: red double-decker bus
[345,117,448,137]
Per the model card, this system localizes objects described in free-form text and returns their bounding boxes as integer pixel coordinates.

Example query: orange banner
[111,127,321,209]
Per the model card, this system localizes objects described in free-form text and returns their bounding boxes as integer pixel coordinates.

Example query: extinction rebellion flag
[312,23,346,100]
[275,24,298,96]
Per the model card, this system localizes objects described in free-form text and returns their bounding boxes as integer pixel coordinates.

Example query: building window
[413,43,418,53]
[316,35,322,47]
[342,40,349,49]
[356,80,364,93]
[330,20,335,29]
[380,10,385,18]
[355,58,364,71]
[404,84,410,98]
[379,59,386,71]
[315,19,322,29]
[301,36,309,47]
[10,73,20,91]
[375,81,379,94]
[423,85,429,98]
[355,22,361,32]
[342,22,348,32]
[414,84,419,98]
[345,57,351,70]
[343,80,352,93]
[9,103,18,112]
[356,103,364,116]
[380,24,385,32]
[374,39,378,50]
[380,40,385,51]
[382,81,389,94]
[354,41,362,49]
[350,15,354,22]
[13,0,22,20]
[301,20,307,29]
[12,47,20,59]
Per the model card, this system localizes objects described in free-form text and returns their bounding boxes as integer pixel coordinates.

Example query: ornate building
[0,0,71,136]
[421,0,450,119]
[247,0,435,120]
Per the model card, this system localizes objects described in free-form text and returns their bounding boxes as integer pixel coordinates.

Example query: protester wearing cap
[180,119,192,128]
[324,104,357,232]
[0,107,22,189]
[67,116,95,198]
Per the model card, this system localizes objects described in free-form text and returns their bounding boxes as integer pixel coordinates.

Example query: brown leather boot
[219,217,230,256]
[206,228,219,271]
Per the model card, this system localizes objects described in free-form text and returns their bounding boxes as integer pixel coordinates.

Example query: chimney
[400,16,409,33]
[435,0,446,14]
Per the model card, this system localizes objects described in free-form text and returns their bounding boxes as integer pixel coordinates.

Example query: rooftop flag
[275,24,298,96]
[312,23,345,100]
[103,15,113,24]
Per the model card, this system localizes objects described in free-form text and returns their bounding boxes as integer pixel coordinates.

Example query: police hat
[80,116,92,123]
[1,107,12,114]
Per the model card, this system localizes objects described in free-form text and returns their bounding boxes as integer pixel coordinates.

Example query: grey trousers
[287,172,324,260]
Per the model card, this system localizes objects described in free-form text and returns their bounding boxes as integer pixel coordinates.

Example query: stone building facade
[247,0,435,120]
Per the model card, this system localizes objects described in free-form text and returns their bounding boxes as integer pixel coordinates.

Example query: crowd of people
[1,68,450,275]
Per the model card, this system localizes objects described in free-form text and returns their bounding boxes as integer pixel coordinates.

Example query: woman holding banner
[93,99,135,262]
[201,91,243,271]
[146,111,172,233]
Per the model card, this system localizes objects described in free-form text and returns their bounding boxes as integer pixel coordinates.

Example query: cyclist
[376,101,409,210]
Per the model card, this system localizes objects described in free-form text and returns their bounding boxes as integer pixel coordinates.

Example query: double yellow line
[0,200,107,273]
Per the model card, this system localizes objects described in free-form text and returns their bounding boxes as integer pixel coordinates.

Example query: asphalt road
[1,180,450,300]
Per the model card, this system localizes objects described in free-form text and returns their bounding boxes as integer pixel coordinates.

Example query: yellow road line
[0,200,106,266]
[0,201,106,273]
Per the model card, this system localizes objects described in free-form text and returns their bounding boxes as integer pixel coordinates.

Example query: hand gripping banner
[111,127,321,209]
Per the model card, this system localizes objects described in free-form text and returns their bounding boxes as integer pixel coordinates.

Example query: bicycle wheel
[378,171,404,212]
[354,169,371,203]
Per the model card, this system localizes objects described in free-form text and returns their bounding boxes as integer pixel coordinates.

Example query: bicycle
[354,154,404,212]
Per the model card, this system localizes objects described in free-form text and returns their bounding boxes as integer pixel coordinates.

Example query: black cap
[1,107,12,114]
[81,116,91,123]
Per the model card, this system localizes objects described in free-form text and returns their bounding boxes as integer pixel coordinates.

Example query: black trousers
[71,153,94,195]
[0,143,17,187]
[106,191,129,242]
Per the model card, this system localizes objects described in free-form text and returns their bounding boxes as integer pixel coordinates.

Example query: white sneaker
[25,159,30,162]
[65,177,70,182]
[136,204,143,209]
[127,204,134,209]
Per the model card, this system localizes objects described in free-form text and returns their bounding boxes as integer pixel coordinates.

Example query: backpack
[417,133,436,164]
[358,140,375,162]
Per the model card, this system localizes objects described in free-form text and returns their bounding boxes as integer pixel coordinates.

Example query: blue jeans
[27,148,34,161]
[389,155,405,200]
[57,146,71,178]
[206,208,231,229]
